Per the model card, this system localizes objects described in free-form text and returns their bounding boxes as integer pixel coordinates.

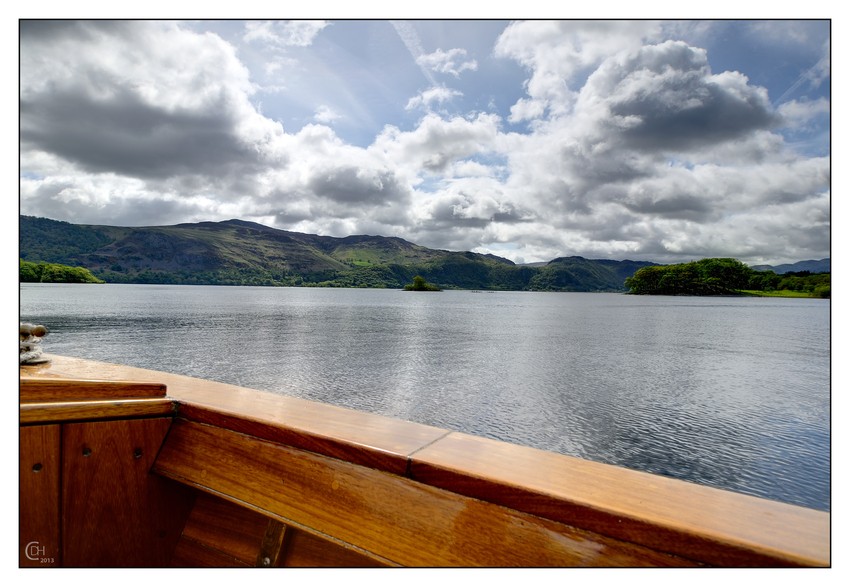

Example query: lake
[19,283,830,511]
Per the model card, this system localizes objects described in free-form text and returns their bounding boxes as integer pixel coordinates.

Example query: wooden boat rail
[19,354,830,567]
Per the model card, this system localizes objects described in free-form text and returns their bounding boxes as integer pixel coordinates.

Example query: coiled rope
[20,322,48,364]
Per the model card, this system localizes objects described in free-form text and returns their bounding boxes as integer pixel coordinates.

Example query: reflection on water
[20,283,830,511]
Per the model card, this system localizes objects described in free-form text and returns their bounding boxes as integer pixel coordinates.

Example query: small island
[404,275,442,291]
[20,259,104,283]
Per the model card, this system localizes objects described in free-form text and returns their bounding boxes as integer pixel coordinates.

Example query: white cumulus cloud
[416,48,478,78]
[405,86,464,111]
[243,20,329,47]
[314,105,342,123]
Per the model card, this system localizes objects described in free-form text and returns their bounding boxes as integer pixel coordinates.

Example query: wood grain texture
[170,537,251,568]
[408,431,830,567]
[21,377,166,402]
[21,363,74,378]
[20,425,61,567]
[278,528,390,567]
[62,418,196,567]
[154,419,696,567]
[180,492,270,565]
[20,398,175,424]
[35,354,448,476]
[176,402,445,475]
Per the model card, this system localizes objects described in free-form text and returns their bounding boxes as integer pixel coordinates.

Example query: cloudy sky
[19,19,830,265]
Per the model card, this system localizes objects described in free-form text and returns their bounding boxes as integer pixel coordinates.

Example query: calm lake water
[20,283,830,511]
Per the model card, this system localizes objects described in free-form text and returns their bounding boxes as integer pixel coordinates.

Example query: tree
[404,275,441,291]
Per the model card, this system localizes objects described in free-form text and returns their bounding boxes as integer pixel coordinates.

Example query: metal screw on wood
[263,557,271,566]
[33,463,43,472]
[82,448,92,457]
[134,448,143,459]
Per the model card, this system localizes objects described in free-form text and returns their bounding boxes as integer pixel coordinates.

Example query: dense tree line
[771,272,830,297]
[20,259,104,283]
[625,258,829,297]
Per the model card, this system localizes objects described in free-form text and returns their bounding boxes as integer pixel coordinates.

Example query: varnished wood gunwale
[20,398,176,424]
[33,355,448,476]
[20,377,166,402]
[175,401,445,475]
[408,431,830,567]
[24,354,831,567]
[154,418,698,567]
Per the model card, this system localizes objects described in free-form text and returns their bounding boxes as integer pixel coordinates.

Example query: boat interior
[19,354,830,567]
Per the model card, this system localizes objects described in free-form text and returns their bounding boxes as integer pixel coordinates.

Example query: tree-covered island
[20,259,104,283]
[404,276,442,291]
[625,258,829,298]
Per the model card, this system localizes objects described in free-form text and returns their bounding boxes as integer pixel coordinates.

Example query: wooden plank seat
[21,354,830,567]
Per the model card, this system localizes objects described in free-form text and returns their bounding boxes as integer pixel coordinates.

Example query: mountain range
[18,216,827,291]
[750,259,830,274]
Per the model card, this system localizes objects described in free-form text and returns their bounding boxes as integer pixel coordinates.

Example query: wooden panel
[154,419,696,567]
[62,418,196,567]
[20,425,61,567]
[170,537,251,567]
[180,492,270,565]
[409,432,830,567]
[20,398,175,424]
[278,528,390,567]
[21,377,166,402]
[36,355,447,476]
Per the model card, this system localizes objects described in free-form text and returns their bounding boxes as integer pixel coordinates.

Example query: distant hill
[527,257,659,292]
[750,258,830,274]
[19,215,656,291]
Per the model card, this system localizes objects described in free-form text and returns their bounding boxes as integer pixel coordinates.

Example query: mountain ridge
[750,258,830,274]
[20,215,826,290]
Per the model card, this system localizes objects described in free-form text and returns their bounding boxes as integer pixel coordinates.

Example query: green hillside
[19,216,116,264]
[19,216,656,291]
